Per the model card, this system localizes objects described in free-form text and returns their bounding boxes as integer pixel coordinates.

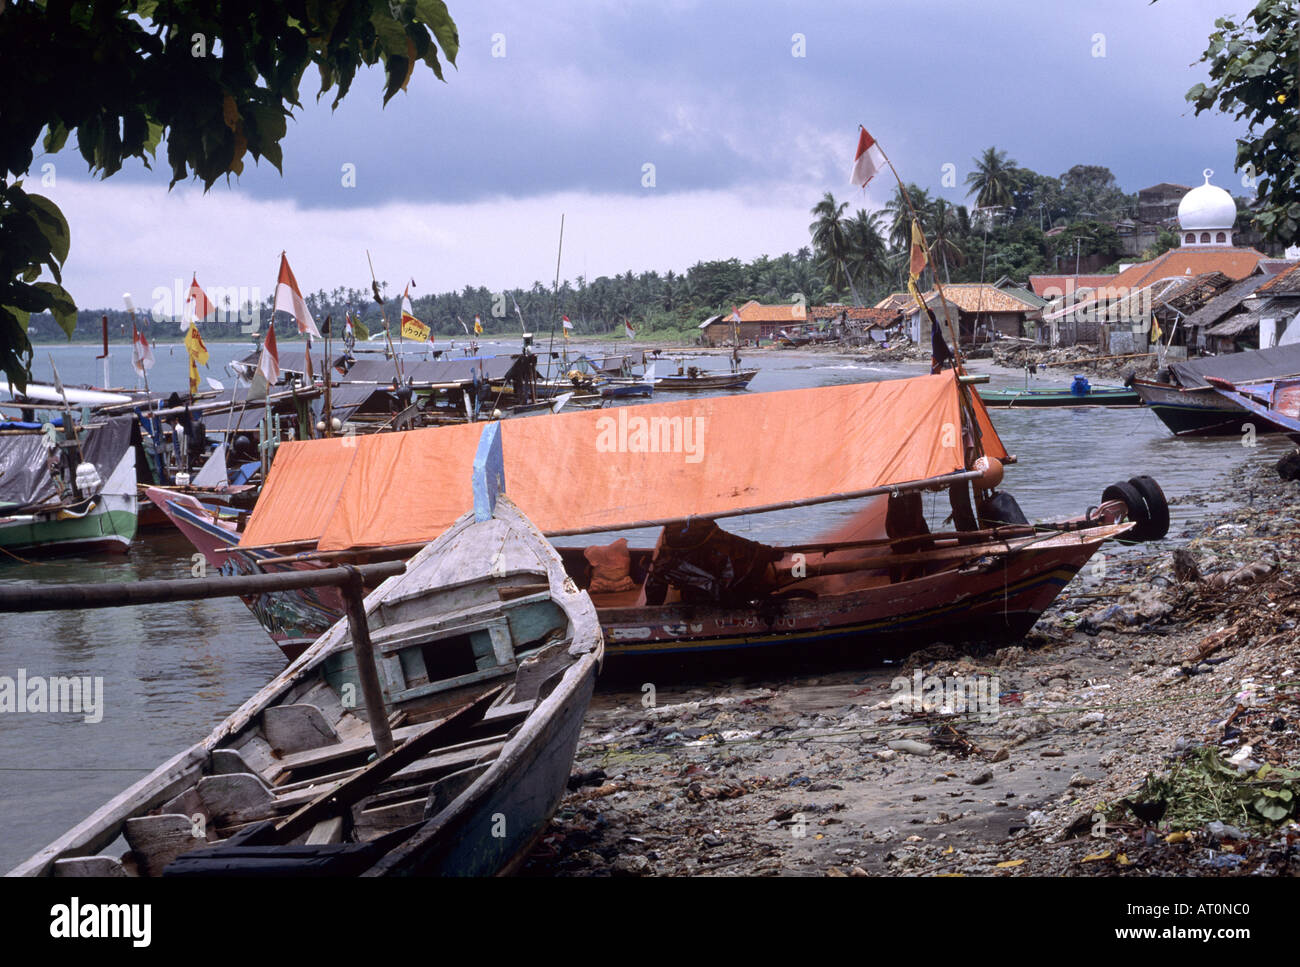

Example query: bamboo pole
[0,560,406,613]
[340,565,393,756]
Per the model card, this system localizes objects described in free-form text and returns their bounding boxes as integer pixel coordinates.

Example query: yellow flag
[401,312,431,342]
[184,323,209,395]
[908,219,928,282]
[1150,316,1162,345]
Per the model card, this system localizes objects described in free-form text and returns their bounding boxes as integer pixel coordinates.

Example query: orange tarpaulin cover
[240,370,1007,552]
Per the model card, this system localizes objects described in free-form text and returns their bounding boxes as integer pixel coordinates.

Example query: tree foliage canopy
[1185,0,1300,243]
[0,0,458,389]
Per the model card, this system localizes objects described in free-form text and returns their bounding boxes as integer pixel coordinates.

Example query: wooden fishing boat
[978,385,1139,408]
[0,417,138,557]
[175,371,1168,668]
[654,365,758,391]
[1133,343,1300,436]
[1203,375,1300,437]
[9,428,604,877]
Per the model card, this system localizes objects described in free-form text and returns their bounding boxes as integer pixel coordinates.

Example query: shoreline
[522,449,1300,877]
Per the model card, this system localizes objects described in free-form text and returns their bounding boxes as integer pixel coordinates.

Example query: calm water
[0,343,1290,871]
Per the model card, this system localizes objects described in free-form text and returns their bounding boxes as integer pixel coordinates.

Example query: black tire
[1101,481,1149,542]
[1127,475,1170,541]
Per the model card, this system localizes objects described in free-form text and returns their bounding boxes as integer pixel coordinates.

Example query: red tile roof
[1108,248,1266,291]
[730,299,808,323]
[1257,260,1300,294]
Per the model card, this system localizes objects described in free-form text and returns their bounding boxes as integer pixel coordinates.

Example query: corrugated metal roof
[1182,275,1271,330]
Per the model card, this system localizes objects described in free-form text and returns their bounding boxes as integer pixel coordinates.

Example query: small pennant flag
[850,127,886,188]
[511,294,524,329]
[624,320,635,339]
[185,322,210,395]
[186,274,216,323]
[1150,316,1163,345]
[909,219,928,282]
[474,314,483,335]
[131,323,155,377]
[255,325,280,394]
[457,316,470,335]
[274,253,321,338]
[731,306,743,325]
[562,314,572,338]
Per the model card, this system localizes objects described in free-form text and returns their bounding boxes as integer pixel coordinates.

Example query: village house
[901,283,1045,350]
[696,300,807,346]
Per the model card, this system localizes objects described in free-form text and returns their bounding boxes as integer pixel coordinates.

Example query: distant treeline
[27,153,1267,345]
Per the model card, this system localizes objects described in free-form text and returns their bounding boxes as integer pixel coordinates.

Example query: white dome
[1178,170,1236,231]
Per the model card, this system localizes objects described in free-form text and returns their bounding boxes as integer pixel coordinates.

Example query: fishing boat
[9,425,604,877]
[654,363,758,391]
[1203,374,1300,438]
[0,416,138,556]
[978,375,1139,408]
[1132,343,1300,436]
[181,370,1168,665]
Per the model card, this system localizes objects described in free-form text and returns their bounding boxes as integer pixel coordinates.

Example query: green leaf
[32,282,77,338]
[415,0,459,63]
[24,194,71,266]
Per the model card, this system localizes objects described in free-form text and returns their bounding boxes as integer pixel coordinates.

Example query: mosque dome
[1177,170,1237,232]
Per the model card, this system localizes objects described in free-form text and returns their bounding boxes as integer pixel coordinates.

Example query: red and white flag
[257,324,280,388]
[561,314,572,337]
[850,127,886,188]
[623,320,635,339]
[730,306,742,325]
[274,253,321,338]
[186,274,216,324]
[131,323,154,377]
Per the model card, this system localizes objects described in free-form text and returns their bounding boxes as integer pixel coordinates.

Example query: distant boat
[11,431,603,878]
[0,418,138,556]
[978,380,1139,408]
[654,365,758,391]
[1133,343,1300,436]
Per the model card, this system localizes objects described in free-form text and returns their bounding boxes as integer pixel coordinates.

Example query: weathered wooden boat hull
[8,495,604,878]
[592,530,1114,662]
[364,654,597,875]
[1133,379,1280,436]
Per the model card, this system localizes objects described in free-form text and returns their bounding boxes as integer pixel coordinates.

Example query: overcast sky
[36,0,1259,309]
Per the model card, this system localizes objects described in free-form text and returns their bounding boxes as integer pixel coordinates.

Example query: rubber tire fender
[1101,481,1150,541]
[1127,475,1170,541]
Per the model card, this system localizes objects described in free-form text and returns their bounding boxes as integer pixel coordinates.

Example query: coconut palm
[844,209,888,300]
[965,146,1018,212]
[927,198,967,284]
[809,192,855,298]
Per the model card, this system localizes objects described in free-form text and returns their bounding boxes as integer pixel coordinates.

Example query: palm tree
[809,192,854,298]
[965,146,1018,213]
[844,209,887,301]
[883,183,933,253]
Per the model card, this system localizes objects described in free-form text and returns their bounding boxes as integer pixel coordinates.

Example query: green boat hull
[0,501,136,556]
[979,387,1140,408]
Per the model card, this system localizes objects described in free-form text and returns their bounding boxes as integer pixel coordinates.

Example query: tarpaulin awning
[1169,343,1300,389]
[240,371,1007,552]
[0,416,134,510]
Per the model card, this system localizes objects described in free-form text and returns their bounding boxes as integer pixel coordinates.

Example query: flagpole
[860,127,963,371]
[366,251,404,385]
[546,214,566,375]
